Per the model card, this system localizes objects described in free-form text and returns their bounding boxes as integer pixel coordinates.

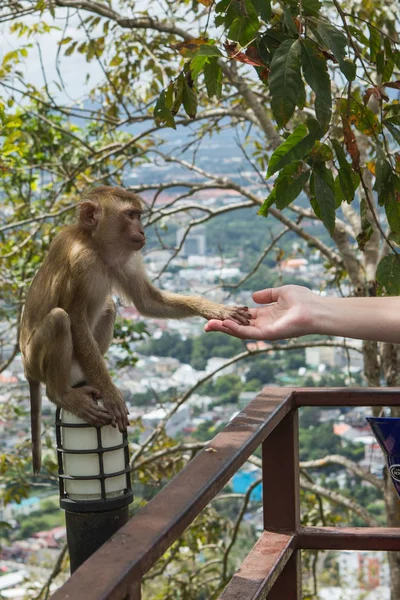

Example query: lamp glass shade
[61,410,126,501]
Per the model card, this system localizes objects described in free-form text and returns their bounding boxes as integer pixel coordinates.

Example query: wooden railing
[50,388,400,600]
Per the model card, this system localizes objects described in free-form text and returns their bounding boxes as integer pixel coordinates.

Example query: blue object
[232,470,262,502]
[367,417,400,499]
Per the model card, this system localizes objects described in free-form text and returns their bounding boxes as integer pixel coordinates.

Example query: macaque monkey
[20,186,251,473]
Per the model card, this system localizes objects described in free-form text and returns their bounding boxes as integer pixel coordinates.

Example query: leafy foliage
[0,0,399,595]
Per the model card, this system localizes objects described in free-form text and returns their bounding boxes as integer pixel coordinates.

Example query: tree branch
[54,0,191,40]
[300,474,378,526]
[300,454,384,491]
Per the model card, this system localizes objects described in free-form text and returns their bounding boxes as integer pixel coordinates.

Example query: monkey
[19,186,251,474]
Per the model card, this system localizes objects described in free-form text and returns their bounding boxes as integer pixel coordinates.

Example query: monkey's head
[79,186,146,260]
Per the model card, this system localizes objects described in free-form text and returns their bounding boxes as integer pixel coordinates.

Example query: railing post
[128,581,141,600]
[262,408,300,599]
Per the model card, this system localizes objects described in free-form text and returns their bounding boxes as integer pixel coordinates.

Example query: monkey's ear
[79,201,101,229]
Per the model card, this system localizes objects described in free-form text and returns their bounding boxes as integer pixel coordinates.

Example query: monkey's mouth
[131,236,146,246]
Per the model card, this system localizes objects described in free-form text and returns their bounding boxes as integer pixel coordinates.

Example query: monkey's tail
[29,380,42,475]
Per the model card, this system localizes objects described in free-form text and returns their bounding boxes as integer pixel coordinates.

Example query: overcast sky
[0,11,104,103]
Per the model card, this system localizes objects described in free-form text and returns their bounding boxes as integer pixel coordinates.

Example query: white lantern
[56,407,133,512]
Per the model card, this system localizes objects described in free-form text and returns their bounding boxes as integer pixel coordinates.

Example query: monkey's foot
[61,387,112,426]
[102,394,130,433]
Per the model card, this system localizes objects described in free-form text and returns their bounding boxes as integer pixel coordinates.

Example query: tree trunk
[363,340,381,391]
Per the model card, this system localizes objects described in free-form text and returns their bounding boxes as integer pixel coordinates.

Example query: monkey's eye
[125,210,139,219]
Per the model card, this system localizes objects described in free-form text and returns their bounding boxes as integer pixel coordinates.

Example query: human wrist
[307,295,340,337]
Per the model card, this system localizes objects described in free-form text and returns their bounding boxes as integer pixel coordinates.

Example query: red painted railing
[50,388,400,600]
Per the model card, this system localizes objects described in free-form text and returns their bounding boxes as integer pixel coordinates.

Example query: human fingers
[204,320,239,334]
[252,287,283,305]
[206,319,265,340]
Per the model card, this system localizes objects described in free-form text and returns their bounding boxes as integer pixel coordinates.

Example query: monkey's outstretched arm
[116,258,251,324]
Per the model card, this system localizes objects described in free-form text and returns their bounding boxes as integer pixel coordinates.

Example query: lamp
[56,406,133,572]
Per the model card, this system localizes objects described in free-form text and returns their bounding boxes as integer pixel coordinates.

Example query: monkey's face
[120,206,146,249]
[80,192,146,262]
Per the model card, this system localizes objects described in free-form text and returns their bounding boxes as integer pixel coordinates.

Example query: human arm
[204,285,400,343]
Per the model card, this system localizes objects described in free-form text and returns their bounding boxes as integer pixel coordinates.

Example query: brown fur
[20,186,250,473]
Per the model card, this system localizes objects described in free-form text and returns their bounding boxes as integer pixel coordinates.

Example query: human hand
[204,285,318,341]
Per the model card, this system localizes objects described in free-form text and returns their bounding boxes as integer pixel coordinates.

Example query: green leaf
[283,6,298,37]
[348,25,368,46]
[368,25,381,62]
[339,98,380,136]
[301,39,332,133]
[338,168,355,202]
[331,138,347,177]
[314,22,356,81]
[374,148,393,203]
[182,79,198,118]
[109,55,123,67]
[216,0,231,12]
[204,58,222,98]
[58,36,73,46]
[302,0,321,16]
[197,45,222,57]
[313,165,336,234]
[165,83,174,109]
[275,167,310,209]
[297,77,306,110]
[382,58,394,82]
[154,91,176,129]
[384,37,394,60]
[383,121,400,145]
[269,38,303,127]
[331,139,355,201]
[385,183,400,236]
[249,0,271,21]
[376,50,385,76]
[228,0,260,46]
[267,120,321,176]
[172,73,185,115]
[313,142,333,162]
[258,187,277,216]
[190,55,208,79]
[267,123,307,176]
[334,174,345,207]
[65,41,78,56]
[376,255,400,295]
[356,198,373,251]
[259,29,290,52]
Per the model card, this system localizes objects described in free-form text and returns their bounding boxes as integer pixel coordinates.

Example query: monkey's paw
[64,387,112,426]
[208,306,251,325]
[102,387,130,433]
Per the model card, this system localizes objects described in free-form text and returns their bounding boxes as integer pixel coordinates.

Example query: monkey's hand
[63,387,112,426]
[102,385,130,433]
[203,305,251,326]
